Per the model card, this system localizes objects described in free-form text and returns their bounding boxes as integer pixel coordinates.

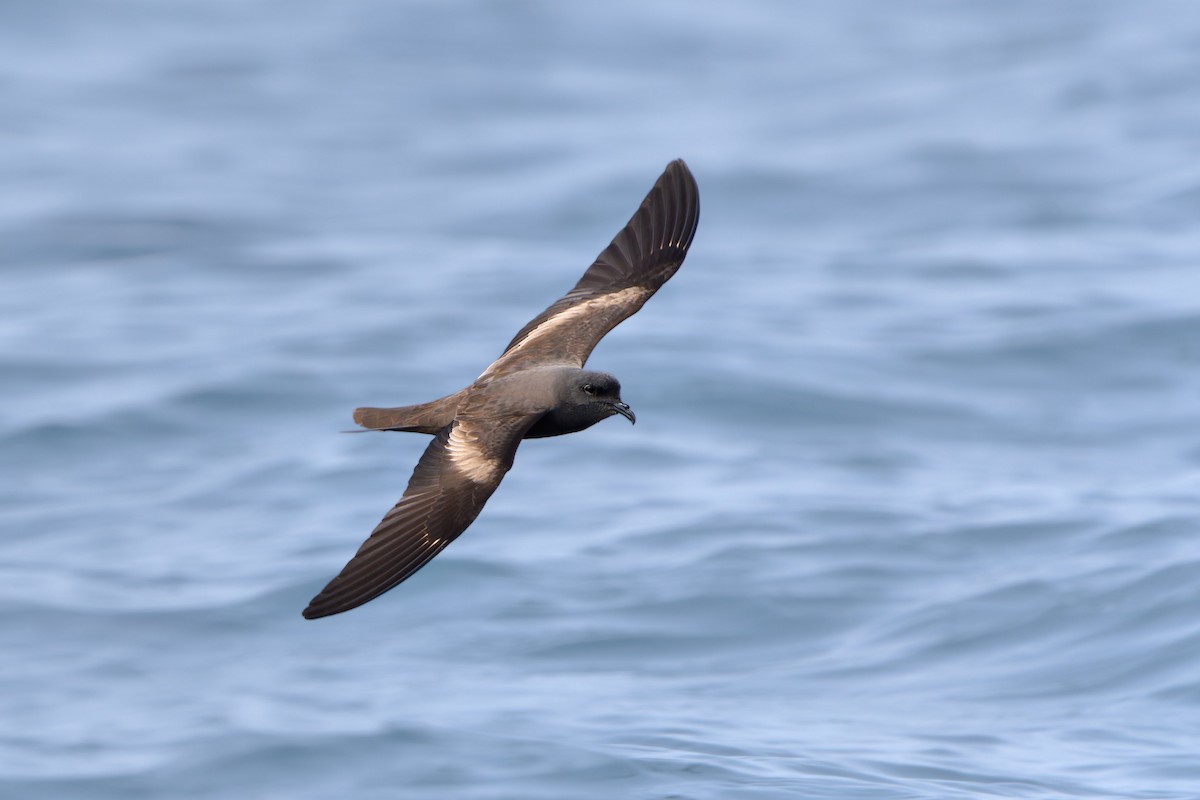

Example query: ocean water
[3,1,1200,798]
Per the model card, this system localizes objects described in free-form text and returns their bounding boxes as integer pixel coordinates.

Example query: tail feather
[352,390,465,433]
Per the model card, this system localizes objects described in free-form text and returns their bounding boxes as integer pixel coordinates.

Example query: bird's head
[571,370,635,425]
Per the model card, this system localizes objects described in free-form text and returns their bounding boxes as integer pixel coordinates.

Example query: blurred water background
[3,1,1200,798]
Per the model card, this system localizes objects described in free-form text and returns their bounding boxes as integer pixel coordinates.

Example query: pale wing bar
[490,159,699,375]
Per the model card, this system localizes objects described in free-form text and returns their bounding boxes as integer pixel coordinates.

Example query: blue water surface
[3,2,1200,798]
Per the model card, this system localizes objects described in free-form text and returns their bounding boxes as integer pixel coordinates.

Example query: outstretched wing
[303,411,540,618]
[483,159,699,379]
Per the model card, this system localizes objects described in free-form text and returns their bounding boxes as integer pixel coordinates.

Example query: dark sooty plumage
[303,160,699,619]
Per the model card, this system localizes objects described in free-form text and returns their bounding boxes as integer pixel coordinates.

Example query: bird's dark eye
[581,384,596,395]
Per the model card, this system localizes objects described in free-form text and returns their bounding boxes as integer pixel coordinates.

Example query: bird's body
[304,160,699,619]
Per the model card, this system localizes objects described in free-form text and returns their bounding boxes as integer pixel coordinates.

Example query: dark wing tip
[300,480,449,620]
[666,158,700,250]
[300,547,433,619]
[301,507,449,620]
[660,158,700,261]
[302,583,358,619]
[568,158,700,295]
[303,573,390,618]
[303,590,373,619]
[627,157,699,259]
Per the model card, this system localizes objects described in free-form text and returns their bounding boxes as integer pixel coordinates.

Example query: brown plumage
[304,160,699,619]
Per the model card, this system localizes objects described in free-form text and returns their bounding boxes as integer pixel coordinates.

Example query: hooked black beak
[611,401,636,425]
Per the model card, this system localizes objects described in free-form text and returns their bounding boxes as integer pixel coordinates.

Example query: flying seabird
[303,160,699,619]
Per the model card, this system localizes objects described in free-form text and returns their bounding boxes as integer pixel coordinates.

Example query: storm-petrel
[304,160,699,618]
